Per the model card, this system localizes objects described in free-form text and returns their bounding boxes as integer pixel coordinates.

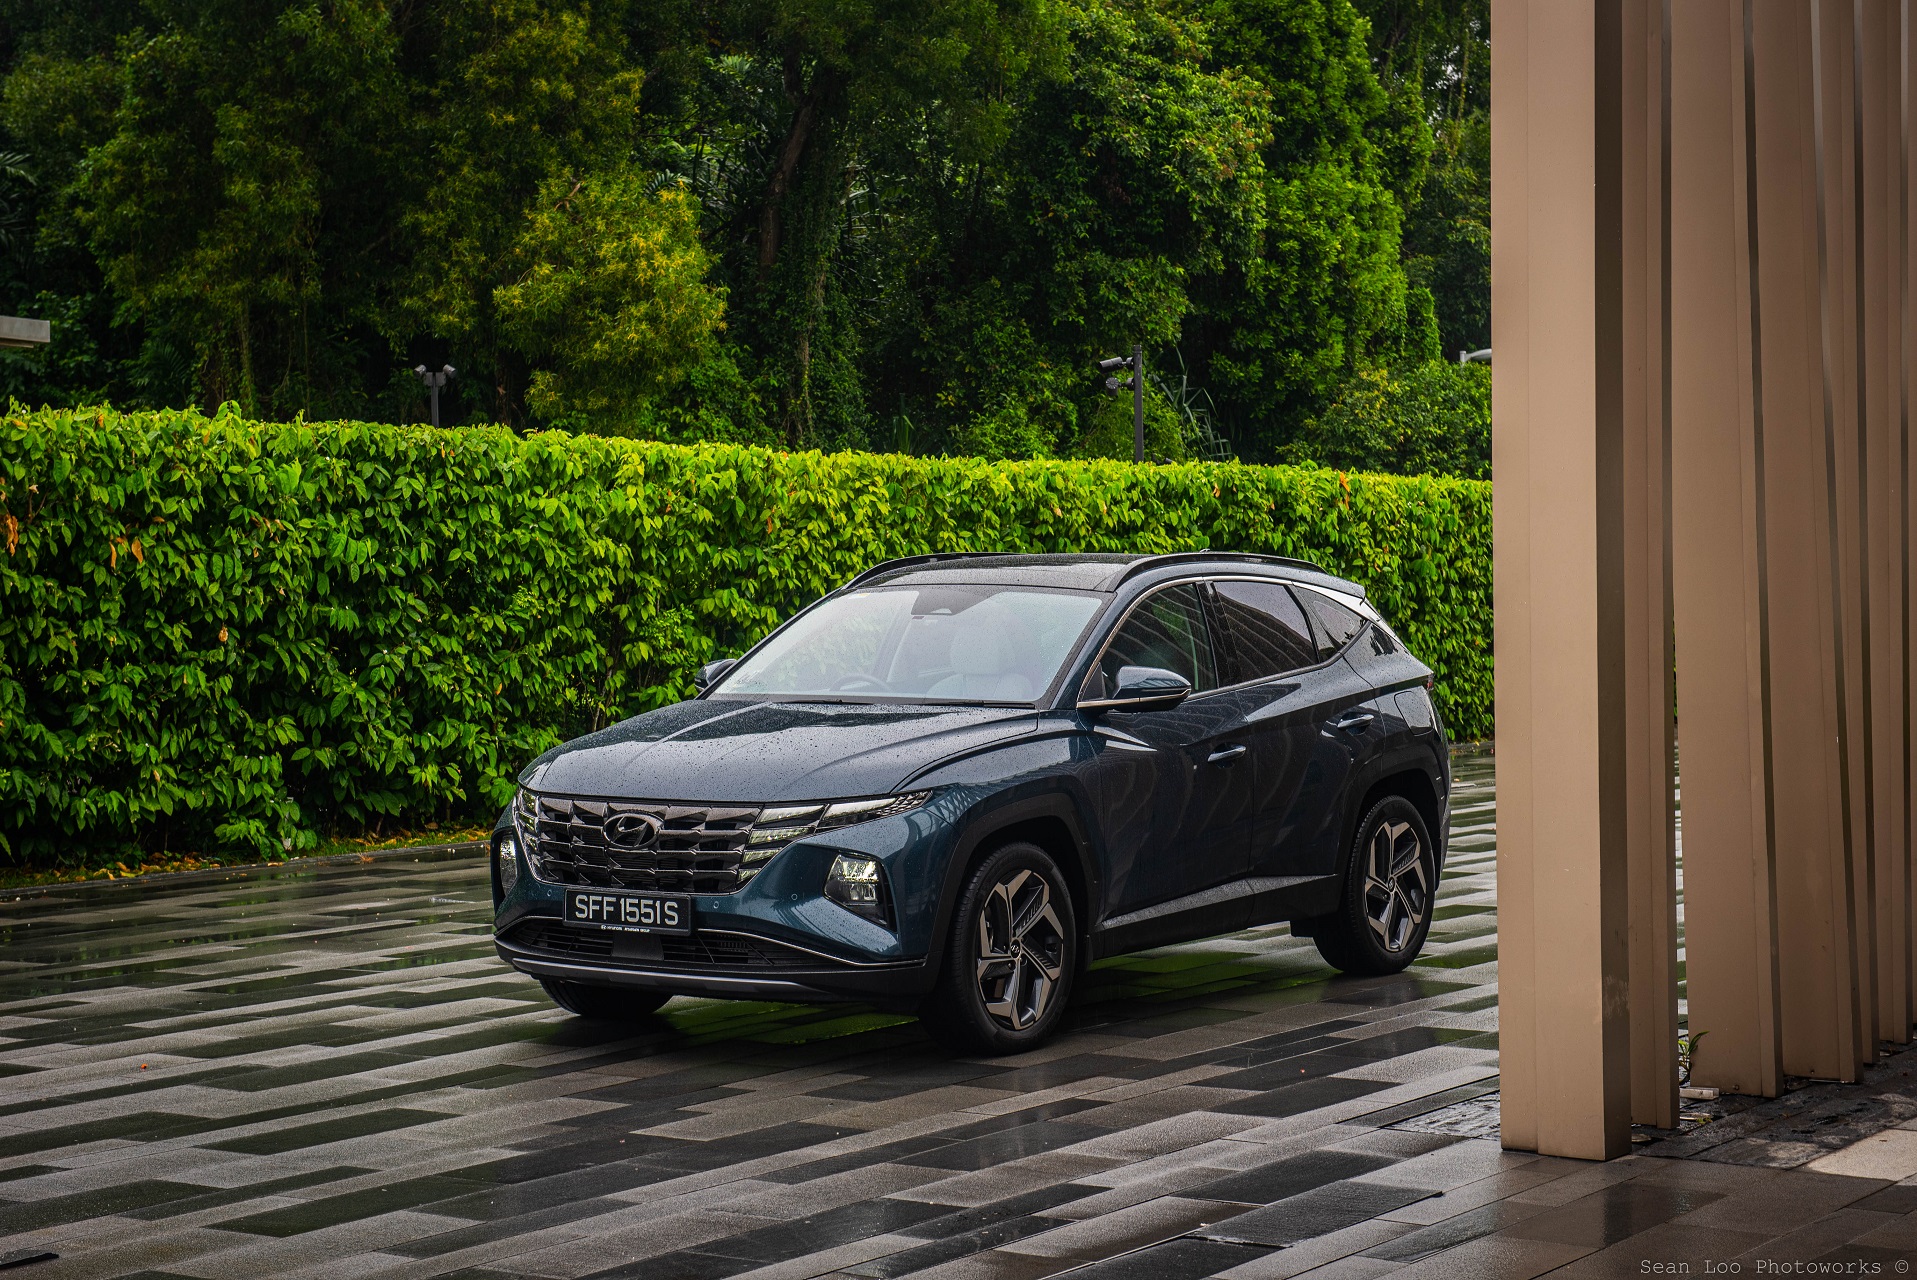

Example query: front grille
[523,795,758,893]
[508,922,616,959]
[505,921,825,970]
[516,790,930,895]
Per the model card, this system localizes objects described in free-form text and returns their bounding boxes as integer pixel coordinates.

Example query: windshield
[714,586,1106,703]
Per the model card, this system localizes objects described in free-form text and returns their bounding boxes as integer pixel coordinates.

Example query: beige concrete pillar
[1749,0,1867,1083]
[1858,0,1911,1045]
[1622,0,1681,1133]
[1670,0,1787,1100]
[1494,0,1639,1160]
[1816,0,1880,1072]
[1905,0,1917,1039]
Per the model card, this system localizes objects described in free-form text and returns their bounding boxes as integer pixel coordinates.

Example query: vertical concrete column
[1858,0,1911,1045]
[1670,0,1787,1100]
[1750,0,1867,1083]
[1905,0,1917,1037]
[1815,0,1880,1070]
[1622,0,1681,1132]
[1493,0,1637,1159]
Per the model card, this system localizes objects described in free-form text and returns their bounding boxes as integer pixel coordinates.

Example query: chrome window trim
[1197,574,1374,693]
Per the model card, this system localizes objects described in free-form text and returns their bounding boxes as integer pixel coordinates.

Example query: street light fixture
[413,363,456,427]
[1095,344,1144,463]
[0,315,50,350]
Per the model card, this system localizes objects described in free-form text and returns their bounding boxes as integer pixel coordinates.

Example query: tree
[0,0,1471,469]
[1172,0,1433,459]
[1349,0,1489,356]
[1282,358,1488,478]
[396,0,647,426]
[76,0,412,419]
[495,173,726,430]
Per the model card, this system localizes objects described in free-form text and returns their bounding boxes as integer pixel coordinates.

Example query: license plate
[562,889,692,936]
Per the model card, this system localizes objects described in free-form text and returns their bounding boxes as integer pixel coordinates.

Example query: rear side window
[1297,587,1366,659]
[1212,580,1317,682]
[1083,583,1219,698]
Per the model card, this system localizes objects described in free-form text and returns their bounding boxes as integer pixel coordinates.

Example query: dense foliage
[1284,360,1487,479]
[0,0,1488,468]
[0,408,1491,866]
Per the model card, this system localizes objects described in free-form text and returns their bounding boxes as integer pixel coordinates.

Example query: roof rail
[1112,551,1350,589]
[840,552,1009,591]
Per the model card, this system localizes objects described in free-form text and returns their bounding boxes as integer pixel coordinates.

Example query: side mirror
[1079,665,1193,713]
[692,658,737,693]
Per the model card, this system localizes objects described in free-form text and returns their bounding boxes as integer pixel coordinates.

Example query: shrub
[0,407,1490,866]
[1283,360,1491,480]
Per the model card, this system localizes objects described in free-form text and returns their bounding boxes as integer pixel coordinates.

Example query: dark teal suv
[492,553,1449,1053]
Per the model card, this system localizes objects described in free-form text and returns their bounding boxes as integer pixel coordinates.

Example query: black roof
[845,552,1364,598]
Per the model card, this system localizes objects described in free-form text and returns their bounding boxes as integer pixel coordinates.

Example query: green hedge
[0,408,1491,866]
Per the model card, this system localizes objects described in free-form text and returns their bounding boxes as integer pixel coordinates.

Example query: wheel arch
[1336,752,1448,887]
[924,794,1098,989]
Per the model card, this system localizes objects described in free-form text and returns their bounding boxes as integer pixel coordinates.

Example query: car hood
[519,699,1039,801]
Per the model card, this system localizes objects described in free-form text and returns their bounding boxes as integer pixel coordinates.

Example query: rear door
[1279,585,1390,878]
[1079,582,1254,914]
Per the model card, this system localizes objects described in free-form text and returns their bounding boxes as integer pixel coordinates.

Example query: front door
[1206,579,1333,880]
[1080,582,1253,915]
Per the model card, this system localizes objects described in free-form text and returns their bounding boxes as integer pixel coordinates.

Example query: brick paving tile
[8,750,1917,1279]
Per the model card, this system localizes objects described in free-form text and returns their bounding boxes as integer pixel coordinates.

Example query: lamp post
[413,363,455,427]
[1095,344,1145,463]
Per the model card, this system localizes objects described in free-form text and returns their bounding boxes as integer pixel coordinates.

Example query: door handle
[1207,744,1248,765]
[1332,711,1375,733]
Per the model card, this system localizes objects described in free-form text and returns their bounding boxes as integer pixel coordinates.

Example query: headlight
[825,853,891,928]
[737,790,931,882]
[496,833,520,894]
[512,787,542,877]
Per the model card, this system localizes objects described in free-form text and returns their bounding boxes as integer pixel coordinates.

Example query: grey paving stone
[1197,1181,1438,1246]
[0,754,1512,1280]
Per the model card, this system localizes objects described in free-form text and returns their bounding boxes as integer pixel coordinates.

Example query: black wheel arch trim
[920,790,1101,990]
[1333,745,1450,891]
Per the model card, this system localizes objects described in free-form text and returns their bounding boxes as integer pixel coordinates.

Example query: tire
[539,978,672,1020]
[919,842,1078,1055]
[1308,795,1437,976]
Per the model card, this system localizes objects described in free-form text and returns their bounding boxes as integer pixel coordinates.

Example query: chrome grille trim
[515,790,930,895]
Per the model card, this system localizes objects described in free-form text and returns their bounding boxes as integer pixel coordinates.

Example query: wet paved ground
[4,752,1917,1279]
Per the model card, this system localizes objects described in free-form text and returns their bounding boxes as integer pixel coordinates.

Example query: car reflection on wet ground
[5,751,1917,1280]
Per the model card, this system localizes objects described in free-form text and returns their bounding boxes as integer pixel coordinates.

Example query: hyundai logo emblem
[604,812,663,849]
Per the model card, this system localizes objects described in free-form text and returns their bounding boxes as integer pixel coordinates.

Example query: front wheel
[1307,795,1437,976]
[919,842,1078,1055]
[539,978,672,1020]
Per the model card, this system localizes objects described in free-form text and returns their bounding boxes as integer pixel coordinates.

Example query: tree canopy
[0,0,1490,466]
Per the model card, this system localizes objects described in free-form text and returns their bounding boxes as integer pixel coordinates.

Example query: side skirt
[1087,874,1340,960]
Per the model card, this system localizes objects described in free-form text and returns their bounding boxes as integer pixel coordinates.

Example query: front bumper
[493,928,932,1008]
[493,793,966,1008]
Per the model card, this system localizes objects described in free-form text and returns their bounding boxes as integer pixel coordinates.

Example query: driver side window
[1081,583,1219,700]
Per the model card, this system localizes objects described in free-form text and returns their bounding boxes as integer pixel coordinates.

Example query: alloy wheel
[1362,820,1430,953]
[974,869,1067,1031]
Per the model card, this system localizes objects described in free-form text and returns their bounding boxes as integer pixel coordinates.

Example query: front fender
[905,727,1105,990]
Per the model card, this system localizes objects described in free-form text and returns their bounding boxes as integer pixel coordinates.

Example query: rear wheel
[1307,795,1436,976]
[919,842,1078,1055]
[539,978,672,1020]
